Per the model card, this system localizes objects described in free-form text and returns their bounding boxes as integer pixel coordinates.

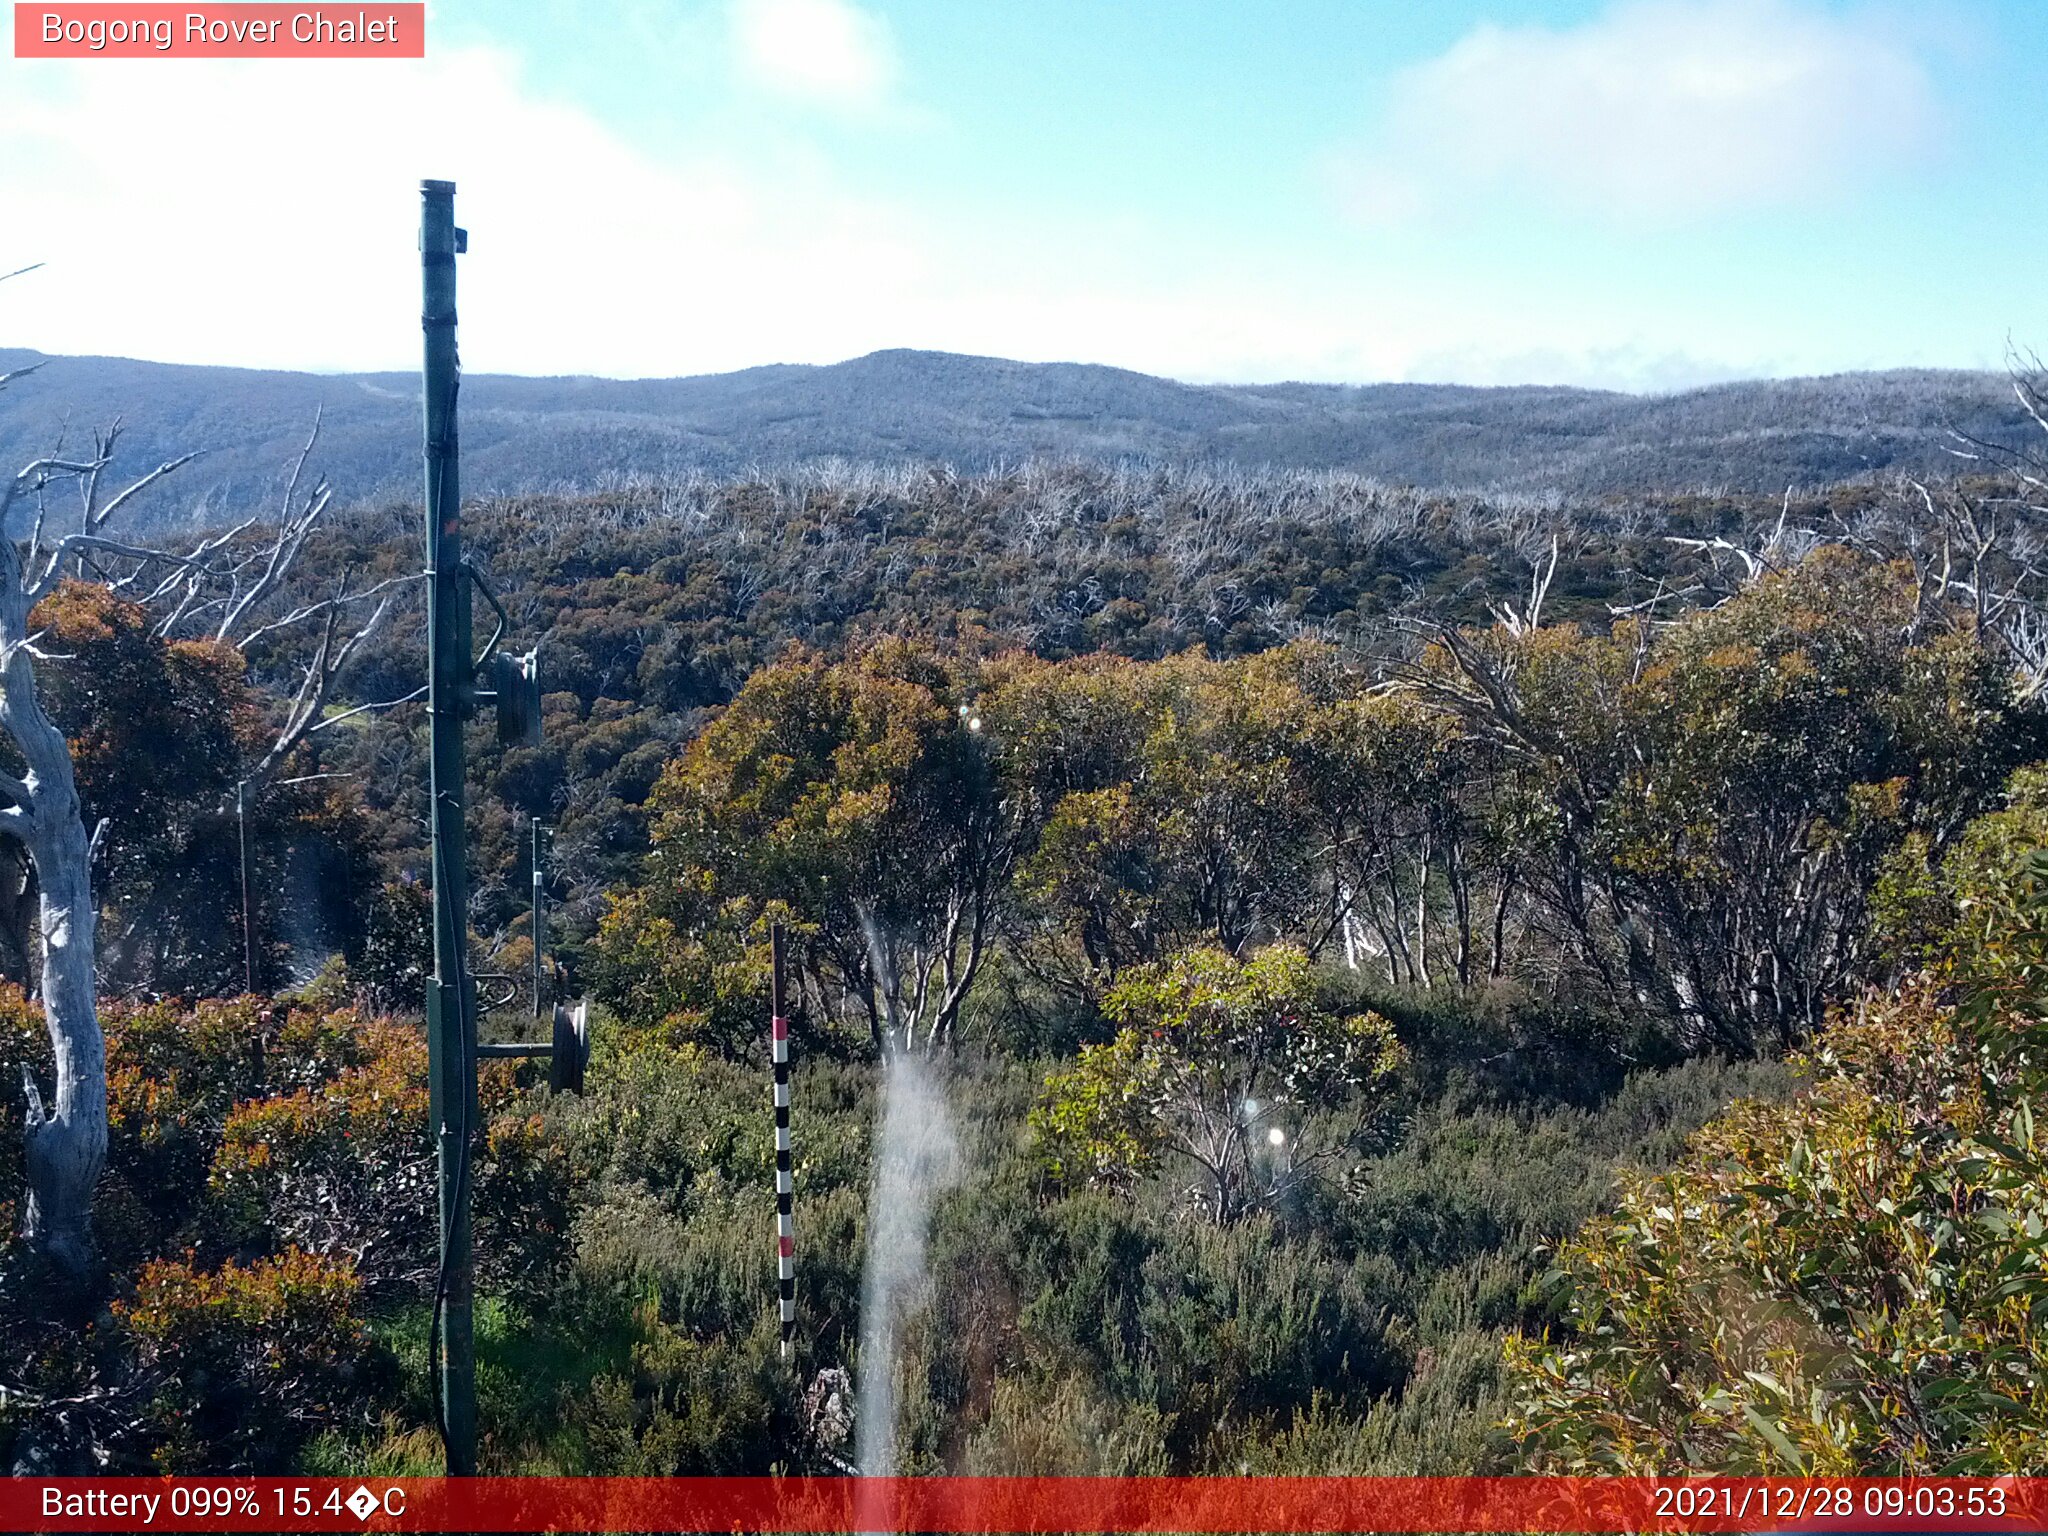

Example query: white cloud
[0,13,1927,396]
[1400,341,1764,393]
[0,38,1455,386]
[0,44,935,376]
[1342,0,1941,225]
[729,0,897,111]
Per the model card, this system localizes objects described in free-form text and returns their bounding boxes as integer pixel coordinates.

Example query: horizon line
[0,343,2014,401]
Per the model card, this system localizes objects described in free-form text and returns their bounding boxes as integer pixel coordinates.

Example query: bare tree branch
[231,569,420,651]
[233,586,409,796]
[85,449,200,538]
[29,534,215,606]
[307,684,427,735]
[213,412,329,643]
[1490,534,1559,637]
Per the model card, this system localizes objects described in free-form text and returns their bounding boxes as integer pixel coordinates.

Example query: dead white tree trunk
[1,417,205,1282]
[0,462,113,1281]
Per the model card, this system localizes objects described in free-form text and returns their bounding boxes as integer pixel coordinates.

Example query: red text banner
[4,1476,2046,1533]
[14,5,424,58]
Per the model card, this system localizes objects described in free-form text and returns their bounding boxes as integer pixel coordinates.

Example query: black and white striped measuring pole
[770,923,795,1359]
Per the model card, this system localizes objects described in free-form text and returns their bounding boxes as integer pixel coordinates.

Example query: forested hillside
[0,347,2024,530]
[249,461,2037,995]
[8,420,2048,1475]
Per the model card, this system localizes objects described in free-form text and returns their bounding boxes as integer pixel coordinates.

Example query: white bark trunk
[1,540,105,1283]
[20,814,99,1279]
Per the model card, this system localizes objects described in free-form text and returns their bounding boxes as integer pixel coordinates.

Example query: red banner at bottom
[7,1476,2046,1533]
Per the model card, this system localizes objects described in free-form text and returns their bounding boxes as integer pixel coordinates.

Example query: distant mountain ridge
[0,346,2021,530]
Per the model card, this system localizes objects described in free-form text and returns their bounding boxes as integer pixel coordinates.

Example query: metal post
[237,779,254,995]
[531,820,546,1019]
[771,923,794,1360]
[420,178,476,1477]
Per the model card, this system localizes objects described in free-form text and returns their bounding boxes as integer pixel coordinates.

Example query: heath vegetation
[8,367,2048,1472]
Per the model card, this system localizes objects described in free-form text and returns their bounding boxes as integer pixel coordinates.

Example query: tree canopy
[1032,945,1404,1225]
[1506,777,2048,1473]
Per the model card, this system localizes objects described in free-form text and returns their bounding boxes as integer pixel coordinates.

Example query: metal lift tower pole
[420,178,476,1477]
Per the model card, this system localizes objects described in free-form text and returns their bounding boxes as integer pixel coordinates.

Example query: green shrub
[1032,945,1404,1223]
[117,1249,392,1471]
[209,1018,437,1292]
[1506,871,2048,1471]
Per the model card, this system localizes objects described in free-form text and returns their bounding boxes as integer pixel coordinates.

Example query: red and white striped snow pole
[771,923,794,1360]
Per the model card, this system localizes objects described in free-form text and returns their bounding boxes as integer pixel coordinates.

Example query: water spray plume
[855,1052,961,1479]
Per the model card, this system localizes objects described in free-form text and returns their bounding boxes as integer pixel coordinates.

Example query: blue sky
[4,0,2045,388]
